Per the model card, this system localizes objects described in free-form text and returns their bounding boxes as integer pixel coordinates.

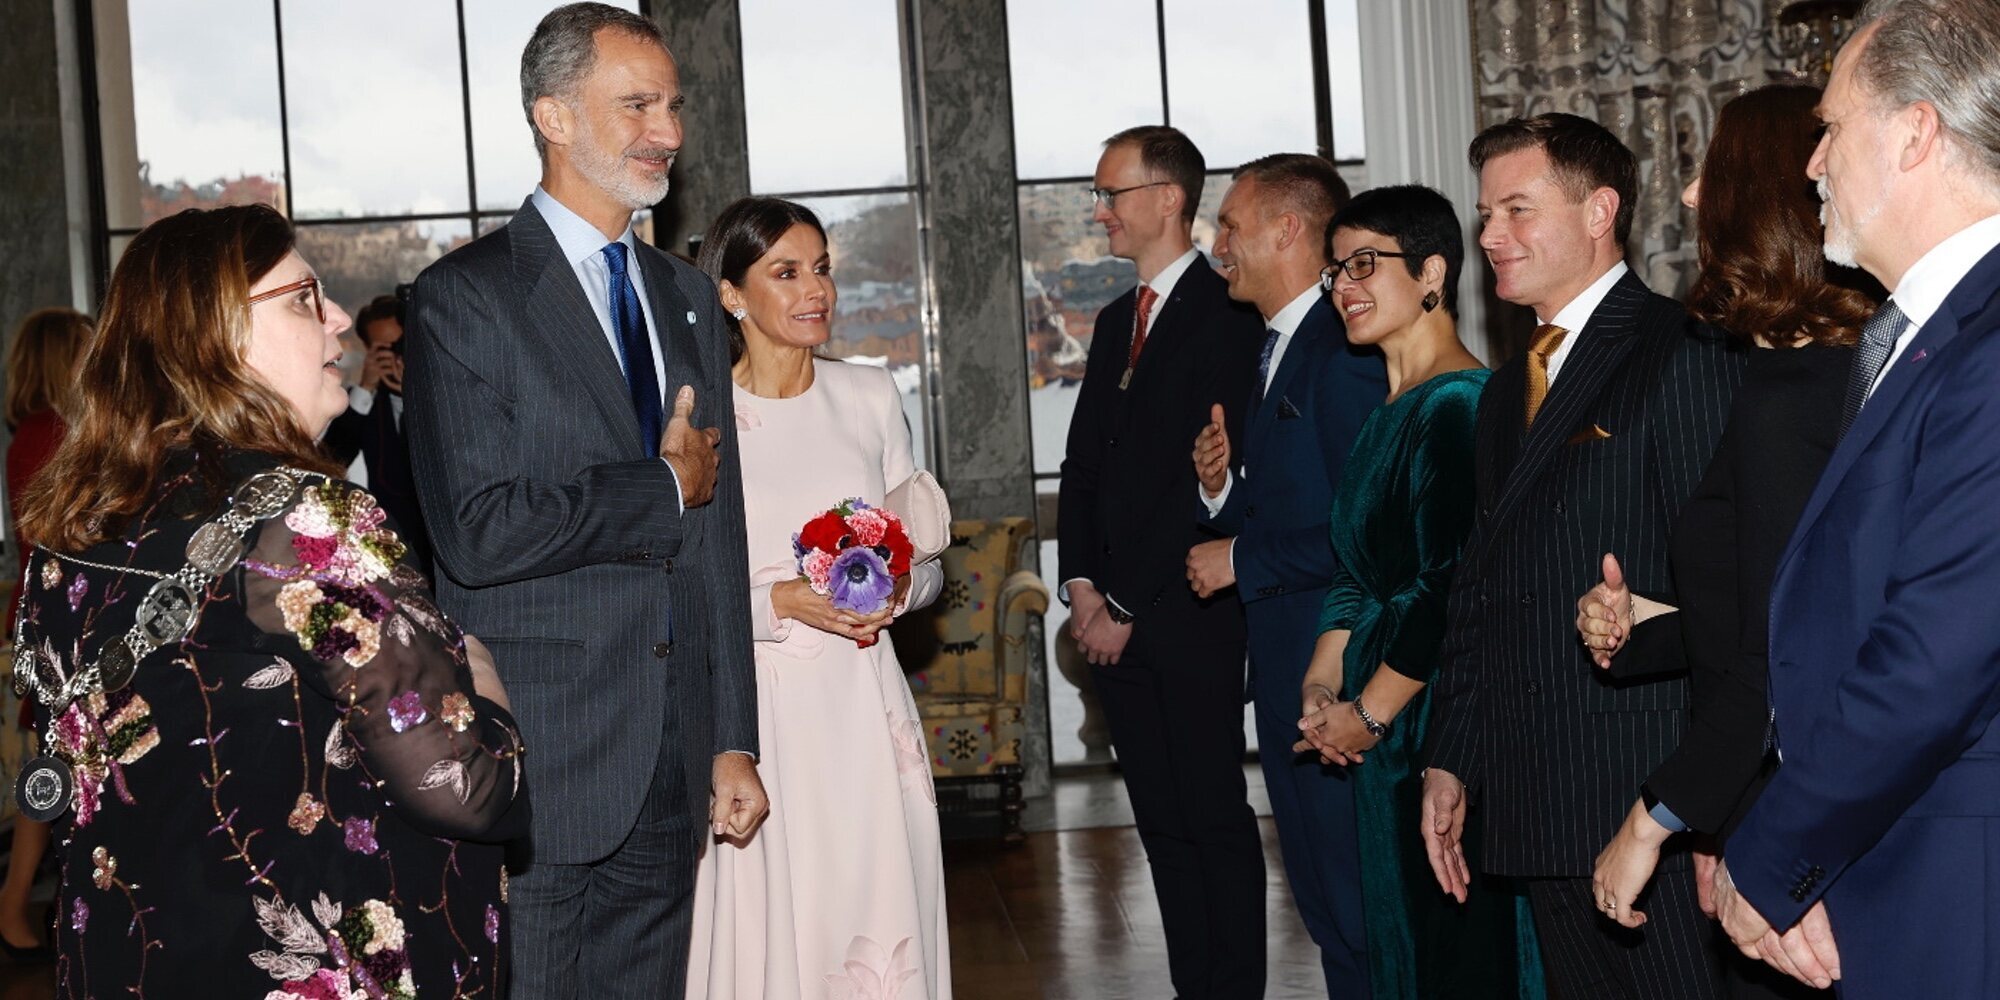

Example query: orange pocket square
[1566,424,1612,445]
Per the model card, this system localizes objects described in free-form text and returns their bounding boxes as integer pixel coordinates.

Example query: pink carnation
[803,549,837,593]
[847,508,888,547]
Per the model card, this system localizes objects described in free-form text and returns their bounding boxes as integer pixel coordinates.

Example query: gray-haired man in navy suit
[402,4,764,996]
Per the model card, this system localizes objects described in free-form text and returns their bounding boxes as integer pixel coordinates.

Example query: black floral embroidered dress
[17,451,525,998]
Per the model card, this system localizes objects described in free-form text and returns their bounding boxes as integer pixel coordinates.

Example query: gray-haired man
[402,4,765,995]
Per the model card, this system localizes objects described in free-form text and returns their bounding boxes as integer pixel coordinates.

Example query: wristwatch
[1102,598,1136,625]
[1352,699,1388,738]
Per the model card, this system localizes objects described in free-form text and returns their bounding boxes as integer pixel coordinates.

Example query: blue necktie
[1250,328,1280,411]
[602,242,664,450]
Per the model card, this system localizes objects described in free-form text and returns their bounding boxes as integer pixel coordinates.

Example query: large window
[91,0,649,315]
[737,0,929,466]
[1008,0,1366,765]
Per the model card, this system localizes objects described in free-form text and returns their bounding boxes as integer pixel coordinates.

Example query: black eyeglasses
[1088,181,1169,208]
[1319,248,1416,290]
[248,275,328,324]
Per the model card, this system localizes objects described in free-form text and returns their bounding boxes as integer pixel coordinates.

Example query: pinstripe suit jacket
[1424,270,1741,877]
[401,198,757,866]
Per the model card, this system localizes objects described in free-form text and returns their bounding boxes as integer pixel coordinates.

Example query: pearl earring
[731,308,747,321]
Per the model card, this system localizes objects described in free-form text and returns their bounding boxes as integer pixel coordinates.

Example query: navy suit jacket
[1730,242,2000,965]
[1208,295,1385,689]
[403,199,757,866]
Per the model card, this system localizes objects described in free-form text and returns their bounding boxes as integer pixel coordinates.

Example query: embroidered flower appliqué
[825,935,921,1000]
[288,793,325,835]
[39,559,61,590]
[90,846,117,890]
[50,689,160,826]
[258,482,406,669]
[440,692,475,733]
[342,816,378,856]
[386,691,428,733]
[250,894,417,1000]
[66,571,88,611]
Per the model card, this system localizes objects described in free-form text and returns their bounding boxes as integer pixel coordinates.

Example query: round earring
[1420,290,1441,313]
[731,307,747,321]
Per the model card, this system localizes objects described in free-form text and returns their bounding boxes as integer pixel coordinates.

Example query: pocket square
[1566,423,1612,446]
[1276,397,1302,419]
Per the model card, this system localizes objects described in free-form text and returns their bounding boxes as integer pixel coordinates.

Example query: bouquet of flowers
[794,498,914,647]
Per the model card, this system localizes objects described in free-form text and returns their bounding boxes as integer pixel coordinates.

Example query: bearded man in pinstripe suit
[1418,114,1743,998]
[401,5,766,997]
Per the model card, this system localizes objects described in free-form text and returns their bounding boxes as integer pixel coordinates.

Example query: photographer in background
[323,288,431,574]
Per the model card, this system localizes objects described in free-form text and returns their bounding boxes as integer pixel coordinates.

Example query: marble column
[2,0,80,327]
[650,0,751,256]
[912,0,1046,794]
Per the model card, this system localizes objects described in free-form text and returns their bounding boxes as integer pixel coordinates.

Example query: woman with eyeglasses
[1292,185,1546,999]
[11,204,524,997]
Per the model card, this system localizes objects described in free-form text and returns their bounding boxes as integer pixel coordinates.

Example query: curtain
[1471,1,1789,297]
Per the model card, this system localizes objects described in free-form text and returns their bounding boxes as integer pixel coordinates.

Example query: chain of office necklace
[11,466,318,712]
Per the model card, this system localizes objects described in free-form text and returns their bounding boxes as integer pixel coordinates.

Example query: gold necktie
[1523,323,1568,429]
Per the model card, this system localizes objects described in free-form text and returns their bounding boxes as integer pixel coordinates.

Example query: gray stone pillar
[2,0,80,326]
[912,0,1044,794]
[914,0,1032,525]
[650,0,751,256]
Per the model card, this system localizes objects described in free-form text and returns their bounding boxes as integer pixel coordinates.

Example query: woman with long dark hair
[684,197,949,998]
[1576,83,1879,998]
[14,204,524,996]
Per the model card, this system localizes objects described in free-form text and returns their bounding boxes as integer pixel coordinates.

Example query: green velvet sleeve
[1375,379,1483,683]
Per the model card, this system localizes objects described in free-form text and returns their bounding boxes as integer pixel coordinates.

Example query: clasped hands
[1292,683,1380,765]
[773,575,910,642]
[1067,583,1132,666]
[1712,860,1842,990]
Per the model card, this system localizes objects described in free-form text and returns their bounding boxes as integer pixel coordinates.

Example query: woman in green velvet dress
[1294,185,1545,1000]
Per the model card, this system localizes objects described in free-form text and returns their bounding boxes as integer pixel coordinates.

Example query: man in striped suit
[1419,114,1742,997]
[401,5,765,997]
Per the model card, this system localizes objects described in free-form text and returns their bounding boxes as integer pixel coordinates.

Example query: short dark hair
[521,3,670,160]
[697,197,829,363]
[1103,125,1206,225]
[1469,112,1638,245]
[1231,153,1351,260]
[1687,84,1877,346]
[353,294,403,343]
[1329,185,1466,318]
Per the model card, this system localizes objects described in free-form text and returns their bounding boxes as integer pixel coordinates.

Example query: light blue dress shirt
[529,187,684,510]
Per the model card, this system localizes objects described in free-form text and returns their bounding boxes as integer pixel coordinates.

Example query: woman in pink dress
[686,198,950,999]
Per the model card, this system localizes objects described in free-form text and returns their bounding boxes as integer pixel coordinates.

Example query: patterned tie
[1131,284,1160,362]
[1120,284,1161,390]
[602,242,665,450]
[1249,327,1281,412]
[1838,299,1907,438]
[1523,323,1568,429]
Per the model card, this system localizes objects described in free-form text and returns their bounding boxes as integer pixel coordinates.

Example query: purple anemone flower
[828,546,895,614]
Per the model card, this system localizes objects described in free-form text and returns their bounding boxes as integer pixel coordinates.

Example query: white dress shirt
[1538,260,1629,387]
[1866,213,2000,398]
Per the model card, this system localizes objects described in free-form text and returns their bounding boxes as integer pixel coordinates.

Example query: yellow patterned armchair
[894,516,1046,843]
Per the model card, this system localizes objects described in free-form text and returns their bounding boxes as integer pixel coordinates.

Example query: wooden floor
[945,816,1329,999]
[0,770,1330,999]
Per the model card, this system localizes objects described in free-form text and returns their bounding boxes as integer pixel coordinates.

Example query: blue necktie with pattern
[601,242,664,450]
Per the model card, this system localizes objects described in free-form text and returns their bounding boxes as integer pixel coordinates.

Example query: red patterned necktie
[1121,284,1160,390]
